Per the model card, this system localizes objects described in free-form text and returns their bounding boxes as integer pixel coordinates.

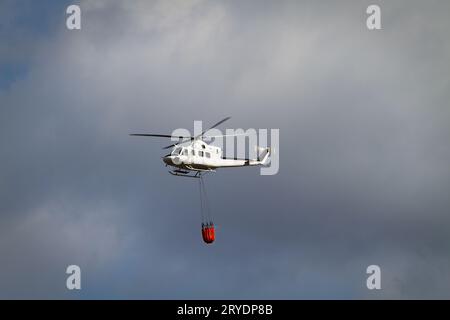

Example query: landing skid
[168,168,215,178]
[169,170,201,178]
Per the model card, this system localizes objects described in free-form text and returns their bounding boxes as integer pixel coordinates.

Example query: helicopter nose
[163,156,173,165]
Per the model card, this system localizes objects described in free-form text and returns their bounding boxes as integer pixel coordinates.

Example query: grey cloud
[0,0,450,298]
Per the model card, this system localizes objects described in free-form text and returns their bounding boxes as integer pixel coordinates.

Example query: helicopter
[130,117,271,178]
[130,117,270,244]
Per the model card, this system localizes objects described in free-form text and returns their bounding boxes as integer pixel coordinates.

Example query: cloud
[0,0,449,298]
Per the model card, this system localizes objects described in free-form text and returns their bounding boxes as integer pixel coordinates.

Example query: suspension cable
[201,176,212,224]
[198,176,205,224]
[199,175,212,225]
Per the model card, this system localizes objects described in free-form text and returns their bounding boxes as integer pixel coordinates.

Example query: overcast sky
[1,0,450,299]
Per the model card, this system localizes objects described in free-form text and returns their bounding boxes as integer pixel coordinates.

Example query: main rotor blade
[162,138,192,150]
[197,116,231,138]
[162,143,177,150]
[130,134,193,139]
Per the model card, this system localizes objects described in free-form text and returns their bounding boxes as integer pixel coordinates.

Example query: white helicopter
[130,117,271,178]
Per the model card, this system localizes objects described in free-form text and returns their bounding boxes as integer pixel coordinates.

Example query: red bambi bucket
[201,224,215,244]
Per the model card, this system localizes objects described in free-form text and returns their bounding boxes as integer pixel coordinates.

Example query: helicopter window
[191,150,195,156]
[205,152,211,158]
[172,147,182,155]
[183,149,188,156]
[199,151,204,157]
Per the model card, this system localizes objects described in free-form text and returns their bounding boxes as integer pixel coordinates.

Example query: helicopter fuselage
[162,140,268,173]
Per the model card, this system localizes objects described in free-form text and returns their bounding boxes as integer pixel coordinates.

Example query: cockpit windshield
[172,147,182,155]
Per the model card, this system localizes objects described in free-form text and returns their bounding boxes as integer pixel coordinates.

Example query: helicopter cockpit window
[183,149,188,156]
[172,147,182,155]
